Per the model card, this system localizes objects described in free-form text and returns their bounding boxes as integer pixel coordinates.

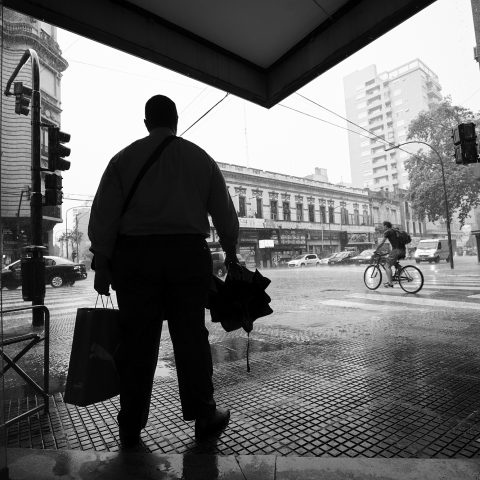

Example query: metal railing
[0,305,50,429]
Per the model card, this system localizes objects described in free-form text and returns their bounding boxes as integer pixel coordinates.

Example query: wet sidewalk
[6,447,480,479]
[3,260,480,478]
[4,321,480,459]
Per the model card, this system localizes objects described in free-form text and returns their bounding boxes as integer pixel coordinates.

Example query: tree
[404,98,480,226]
[58,230,80,259]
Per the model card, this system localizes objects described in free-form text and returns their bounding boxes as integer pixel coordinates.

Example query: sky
[54,0,480,229]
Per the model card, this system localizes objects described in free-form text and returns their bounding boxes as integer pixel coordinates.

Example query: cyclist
[374,220,406,288]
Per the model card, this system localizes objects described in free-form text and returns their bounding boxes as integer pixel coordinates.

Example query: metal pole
[385,140,454,269]
[65,213,68,259]
[339,208,342,251]
[438,154,455,269]
[75,212,79,261]
[30,50,44,326]
[4,49,45,325]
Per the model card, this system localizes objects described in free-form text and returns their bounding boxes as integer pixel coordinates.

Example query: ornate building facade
[209,163,406,268]
[1,10,68,264]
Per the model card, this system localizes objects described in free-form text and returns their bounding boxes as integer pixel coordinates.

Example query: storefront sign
[259,239,274,248]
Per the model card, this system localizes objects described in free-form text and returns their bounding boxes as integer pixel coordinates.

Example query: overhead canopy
[4,0,436,108]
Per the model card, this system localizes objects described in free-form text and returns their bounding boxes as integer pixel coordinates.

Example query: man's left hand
[94,268,114,296]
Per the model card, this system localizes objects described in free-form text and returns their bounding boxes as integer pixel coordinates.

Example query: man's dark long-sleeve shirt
[88,127,239,259]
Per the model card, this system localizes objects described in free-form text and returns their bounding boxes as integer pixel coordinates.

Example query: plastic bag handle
[95,294,116,309]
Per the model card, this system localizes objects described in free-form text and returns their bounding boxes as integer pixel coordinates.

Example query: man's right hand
[224,251,242,280]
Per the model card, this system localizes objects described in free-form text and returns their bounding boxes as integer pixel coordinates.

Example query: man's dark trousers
[111,234,216,436]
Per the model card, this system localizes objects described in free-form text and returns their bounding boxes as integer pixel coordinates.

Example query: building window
[354,209,360,225]
[270,200,278,220]
[341,207,349,225]
[320,205,326,223]
[296,203,303,221]
[413,222,416,235]
[238,196,246,217]
[283,201,291,221]
[308,204,315,223]
[256,198,263,218]
[328,206,334,223]
[362,209,369,225]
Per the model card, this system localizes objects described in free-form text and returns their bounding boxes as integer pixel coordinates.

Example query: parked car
[318,254,337,265]
[350,249,376,265]
[1,255,87,289]
[288,254,320,268]
[328,251,356,265]
[211,251,246,277]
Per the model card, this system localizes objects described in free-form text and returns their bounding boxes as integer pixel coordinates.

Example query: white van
[414,238,454,263]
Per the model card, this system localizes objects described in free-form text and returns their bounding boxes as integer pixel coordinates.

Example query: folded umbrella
[208,266,273,371]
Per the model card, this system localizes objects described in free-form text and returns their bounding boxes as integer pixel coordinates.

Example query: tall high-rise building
[343,59,442,191]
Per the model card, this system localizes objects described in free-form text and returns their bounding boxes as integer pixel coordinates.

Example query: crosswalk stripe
[350,293,480,310]
[422,285,480,291]
[319,299,427,312]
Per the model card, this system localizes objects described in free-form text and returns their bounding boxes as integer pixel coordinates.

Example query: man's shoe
[383,282,394,288]
[119,428,141,449]
[195,408,230,439]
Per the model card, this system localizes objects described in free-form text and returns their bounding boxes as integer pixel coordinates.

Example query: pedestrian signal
[13,81,32,116]
[452,123,478,165]
[48,126,71,171]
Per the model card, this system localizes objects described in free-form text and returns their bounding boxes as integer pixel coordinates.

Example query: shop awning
[4,0,436,108]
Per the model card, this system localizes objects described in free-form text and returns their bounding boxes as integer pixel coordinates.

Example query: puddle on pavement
[155,360,175,378]
[210,336,286,363]
[2,338,285,399]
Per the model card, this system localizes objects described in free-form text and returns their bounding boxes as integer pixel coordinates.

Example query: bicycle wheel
[364,265,382,290]
[398,265,424,293]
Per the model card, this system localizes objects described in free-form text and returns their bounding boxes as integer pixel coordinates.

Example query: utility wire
[180,86,209,115]
[179,92,229,137]
[67,59,203,90]
[294,92,424,162]
[278,103,382,143]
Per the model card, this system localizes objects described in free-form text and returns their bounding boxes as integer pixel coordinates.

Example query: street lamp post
[64,206,76,260]
[385,141,454,269]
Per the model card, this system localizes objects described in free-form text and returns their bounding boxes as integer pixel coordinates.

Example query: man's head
[383,220,392,229]
[144,95,178,133]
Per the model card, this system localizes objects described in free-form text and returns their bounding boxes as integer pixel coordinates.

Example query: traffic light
[452,123,478,164]
[44,172,63,206]
[48,126,71,171]
[13,81,32,115]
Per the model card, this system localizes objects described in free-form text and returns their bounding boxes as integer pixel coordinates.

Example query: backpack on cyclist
[394,228,411,246]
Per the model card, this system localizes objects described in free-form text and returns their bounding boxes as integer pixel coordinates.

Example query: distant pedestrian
[88,95,240,448]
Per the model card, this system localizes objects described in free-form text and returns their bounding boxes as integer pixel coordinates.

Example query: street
[2,256,480,457]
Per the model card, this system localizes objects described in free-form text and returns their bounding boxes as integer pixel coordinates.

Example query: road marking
[319,299,425,312]
[468,294,480,299]
[350,293,480,310]
[422,285,480,291]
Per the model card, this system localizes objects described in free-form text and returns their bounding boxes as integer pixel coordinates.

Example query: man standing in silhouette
[88,95,239,447]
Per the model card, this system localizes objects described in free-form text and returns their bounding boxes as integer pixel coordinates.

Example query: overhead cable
[179,92,230,137]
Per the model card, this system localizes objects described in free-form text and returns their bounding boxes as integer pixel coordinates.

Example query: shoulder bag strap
[120,135,177,217]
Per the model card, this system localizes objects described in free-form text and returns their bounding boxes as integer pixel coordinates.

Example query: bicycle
[363,252,424,294]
